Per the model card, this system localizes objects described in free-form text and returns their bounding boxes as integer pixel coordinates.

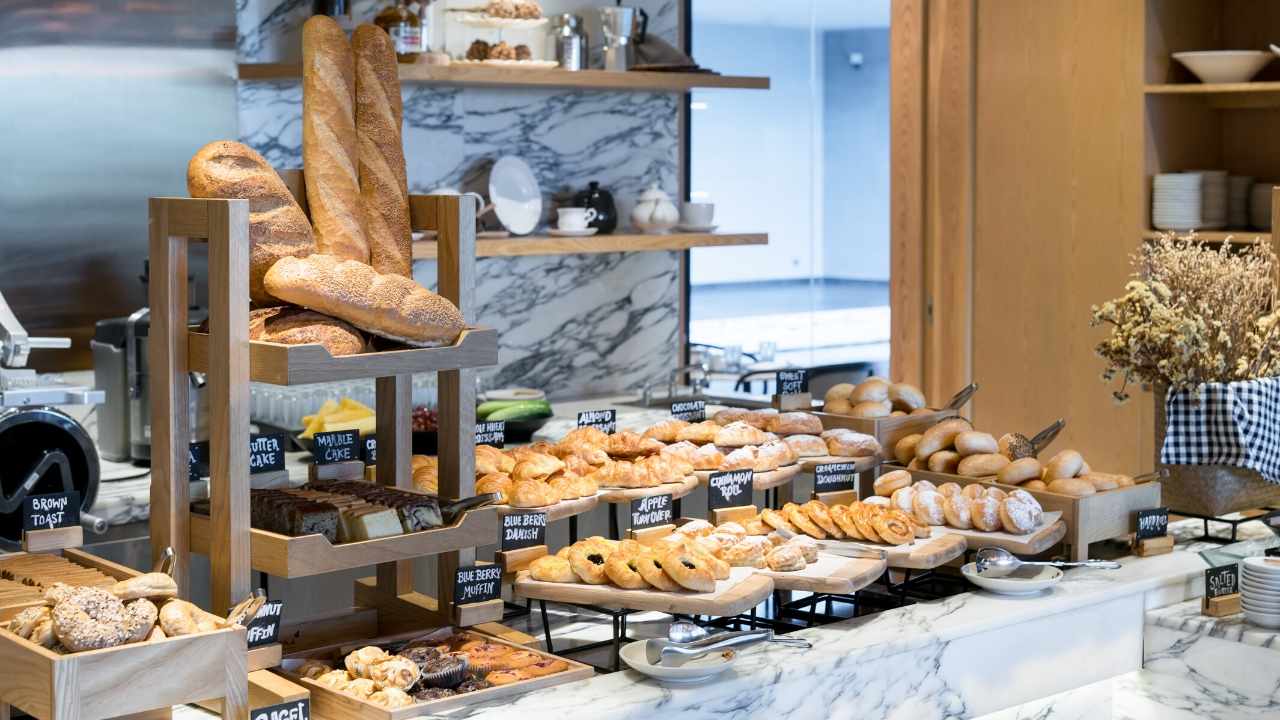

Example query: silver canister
[551,13,587,71]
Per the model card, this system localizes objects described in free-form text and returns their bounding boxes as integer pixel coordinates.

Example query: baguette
[303,15,369,263]
[264,254,465,346]
[186,141,314,304]
[353,24,412,277]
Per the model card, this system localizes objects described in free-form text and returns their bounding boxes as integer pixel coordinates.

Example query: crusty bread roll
[186,141,314,304]
[997,457,1042,485]
[850,378,890,403]
[888,382,926,411]
[851,400,892,418]
[957,453,1009,477]
[353,24,411,277]
[1043,449,1085,480]
[303,15,369,263]
[954,431,998,456]
[1046,478,1096,497]
[825,397,853,414]
[1023,479,1048,491]
[927,450,961,473]
[249,306,365,356]
[915,418,972,460]
[824,383,854,404]
[894,434,922,465]
[264,254,465,346]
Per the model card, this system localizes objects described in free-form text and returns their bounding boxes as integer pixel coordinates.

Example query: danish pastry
[720,537,768,568]
[871,508,915,545]
[969,496,1001,532]
[766,544,806,572]
[529,555,577,583]
[676,519,715,537]
[660,549,717,592]
[941,495,972,529]
[569,544,611,584]
[828,503,863,539]
[874,469,912,496]
[783,503,826,539]
[635,552,684,591]
[849,503,884,543]
[368,656,420,690]
[912,489,946,526]
[802,500,842,538]
[687,542,731,580]
[604,553,651,589]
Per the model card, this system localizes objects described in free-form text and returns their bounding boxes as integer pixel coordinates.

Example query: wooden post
[221,628,250,720]
[375,373,414,596]
[148,197,192,597]
[436,194,479,624]
[207,199,252,616]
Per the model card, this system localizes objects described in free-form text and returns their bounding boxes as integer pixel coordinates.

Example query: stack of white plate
[1193,170,1228,229]
[1251,183,1274,230]
[1152,173,1204,230]
[1229,175,1254,228]
[1241,556,1280,628]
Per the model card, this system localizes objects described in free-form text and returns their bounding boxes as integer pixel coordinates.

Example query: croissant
[553,438,610,466]
[676,420,720,445]
[476,444,515,476]
[606,431,664,459]
[511,452,565,482]
[642,419,690,443]
[476,472,513,504]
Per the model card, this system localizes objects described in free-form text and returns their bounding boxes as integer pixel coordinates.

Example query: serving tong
[645,628,811,667]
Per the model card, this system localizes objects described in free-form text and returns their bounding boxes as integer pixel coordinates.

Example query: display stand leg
[609,504,620,540]
[375,374,414,597]
[0,700,10,720]
[221,630,250,720]
[539,600,554,652]
[569,515,579,544]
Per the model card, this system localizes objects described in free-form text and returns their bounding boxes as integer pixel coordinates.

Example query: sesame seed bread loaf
[264,254,465,347]
[353,24,412,277]
[249,306,366,356]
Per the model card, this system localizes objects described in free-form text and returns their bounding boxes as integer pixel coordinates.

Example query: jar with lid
[548,13,587,71]
[375,0,428,62]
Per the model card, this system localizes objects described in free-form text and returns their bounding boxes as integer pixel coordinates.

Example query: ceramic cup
[557,206,598,230]
[682,202,715,227]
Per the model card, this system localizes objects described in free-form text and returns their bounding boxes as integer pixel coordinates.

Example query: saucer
[547,228,599,237]
[676,223,719,233]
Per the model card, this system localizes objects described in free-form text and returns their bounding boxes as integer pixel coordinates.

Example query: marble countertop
[1148,598,1280,651]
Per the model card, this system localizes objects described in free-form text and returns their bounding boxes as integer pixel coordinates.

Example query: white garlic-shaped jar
[631,184,679,234]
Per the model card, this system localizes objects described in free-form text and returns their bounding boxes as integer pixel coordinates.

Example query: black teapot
[573,181,617,234]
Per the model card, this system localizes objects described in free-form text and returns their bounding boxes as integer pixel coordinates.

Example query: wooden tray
[797,455,881,474]
[900,468,1162,561]
[597,475,699,504]
[810,532,968,570]
[188,326,498,385]
[514,566,773,615]
[190,506,499,578]
[0,623,246,720]
[692,463,802,491]
[280,630,592,719]
[813,408,958,448]
[494,492,599,522]
[934,514,1067,555]
[755,552,886,594]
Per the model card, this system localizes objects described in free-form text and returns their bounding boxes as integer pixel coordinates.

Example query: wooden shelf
[1145,82,1280,108]
[239,63,770,92]
[189,507,499,579]
[412,232,767,259]
[1141,229,1269,244]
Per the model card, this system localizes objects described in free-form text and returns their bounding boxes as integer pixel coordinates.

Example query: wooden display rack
[146,192,502,690]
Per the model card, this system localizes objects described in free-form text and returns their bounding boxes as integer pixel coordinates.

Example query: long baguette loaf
[263,254,465,346]
[186,141,314,304]
[303,15,369,263]
[353,24,412,277]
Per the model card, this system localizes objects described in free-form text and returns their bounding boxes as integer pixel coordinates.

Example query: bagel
[604,553,651,589]
[957,453,1010,477]
[111,572,178,601]
[894,434,923,465]
[158,599,224,637]
[634,552,683,591]
[529,555,577,583]
[802,500,843,538]
[660,549,717,592]
[1044,450,1085,480]
[50,586,132,651]
[122,599,158,643]
[927,450,961,474]
[824,383,855,404]
[874,469,912,496]
[850,377,890,403]
[569,545,611,584]
[998,457,1043,485]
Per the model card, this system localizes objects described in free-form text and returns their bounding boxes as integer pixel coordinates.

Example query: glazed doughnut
[828,503,863,539]
[941,495,972,529]
[970,496,1001,532]
[937,482,962,498]
[635,552,684,591]
[604,553,651,589]
[890,486,917,515]
[569,544,611,584]
[783,503,827,539]
[760,508,796,534]
[111,572,178,601]
[871,509,915,545]
[158,599,223,637]
[660,549,717,592]
[849,503,884,543]
[999,497,1039,534]
[802,500,843,538]
[874,469,912,497]
[912,489,946,526]
[787,535,819,563]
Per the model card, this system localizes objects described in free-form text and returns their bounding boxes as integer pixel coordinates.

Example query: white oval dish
[961,562,1062,596]
[490,156,542,235]
[619,640,737,684]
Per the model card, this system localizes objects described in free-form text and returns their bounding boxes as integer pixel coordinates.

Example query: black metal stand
[1171,507,1280,543]
[537,600,639,672]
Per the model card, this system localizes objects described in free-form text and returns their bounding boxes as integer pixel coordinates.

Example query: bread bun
[1023,479,1048,491]
[956,453,1010,477]
[894,434,923,465]
[851,400,892,418]
[1046,478,1096,497]
[825,396,853,414]
[888,383,927,411]
[1043,450,1085,480]
[914,418,973,460]
[926,450,961,473]
[1078,472,1120,491]
[997,432,1036,460]
[997,457,1042,485]
[850,378,890,403]
[954,431,998,456]
[907,457,923,470]
[873,469,912,496]
[824,383,854,404]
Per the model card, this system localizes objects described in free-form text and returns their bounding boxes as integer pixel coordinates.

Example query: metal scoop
[974,547,1121,578]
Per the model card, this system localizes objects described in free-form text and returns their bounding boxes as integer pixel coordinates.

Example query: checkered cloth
[1161,377,1280,484]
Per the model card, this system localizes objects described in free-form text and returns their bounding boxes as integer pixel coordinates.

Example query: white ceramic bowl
[489,156,542,236]
[619,640,736,684]
[961,563,1062,596]
[1173,51,1273,84]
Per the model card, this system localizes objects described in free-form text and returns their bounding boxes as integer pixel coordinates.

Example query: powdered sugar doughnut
[941,495,972,529]
[970,496,1001,532]
[912,489,946,526]
[999,496,1039,534]
[890,486,917,515]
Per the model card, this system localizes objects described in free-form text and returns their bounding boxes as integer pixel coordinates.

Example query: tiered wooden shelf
[411,232,767,259]
[1145,81,1280,108]
[239,63,770,91]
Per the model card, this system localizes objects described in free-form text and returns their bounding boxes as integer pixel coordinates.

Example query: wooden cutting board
[513,566,773,615]
[754,552,886,594]
[597,475,699,504]
[935,514,1067,555]
[494,492,599,522]
[810,532,967,570]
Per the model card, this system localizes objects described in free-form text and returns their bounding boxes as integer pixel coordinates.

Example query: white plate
[961,562,1062,596]
[490,156,542,236]
[1242,579,1280,596]
[484,387,546,401]
[1245,609,1280,629]
[675,223,719,233]
[547,227,599,237]
[619,639,736,684]
[1244,556,1280,575]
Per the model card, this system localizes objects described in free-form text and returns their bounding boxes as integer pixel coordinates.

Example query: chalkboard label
[1135,507,1169,540]
[776,369,808,395]
[814,462,857,493]
[708,469,753,510]
[454,565,503,604]
[500,511,546,551]
[23,492,80,532]
[577,409,617,434]
[1268,547,1280,558]
[475,421,506,448]
[249,433,286,474]
[245,600,283,648]
[188,441,209,481]
[1204,563,1239,599]
[253,698,309,720]
[670,400,706,422]
[312,430,358,465]
[631,493,673,530]
[362,436,377,465]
